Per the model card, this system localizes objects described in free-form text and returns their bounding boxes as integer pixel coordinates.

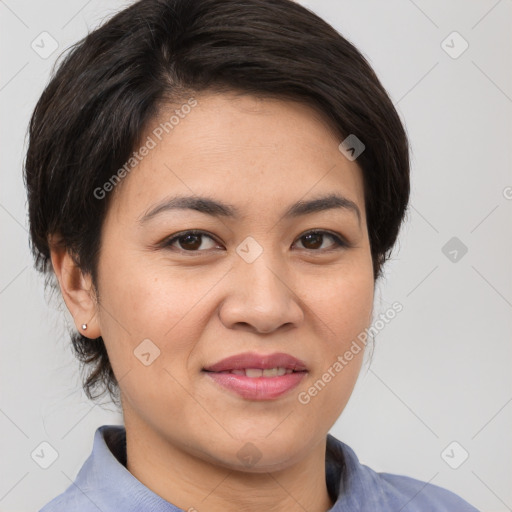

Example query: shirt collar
[70,425,385,511]
[74,425,181,511]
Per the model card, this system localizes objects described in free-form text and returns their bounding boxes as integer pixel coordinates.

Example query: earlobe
[48,236,101,339]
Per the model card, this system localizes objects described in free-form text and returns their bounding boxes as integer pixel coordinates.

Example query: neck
[124,422,334,512]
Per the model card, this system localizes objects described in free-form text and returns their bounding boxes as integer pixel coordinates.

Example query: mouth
[204,367,304,377]
[203,351,308,373]
[202,352,308,400]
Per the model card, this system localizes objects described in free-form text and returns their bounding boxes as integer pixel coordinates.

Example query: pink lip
[203,352,308,401]
[204,372,306,400]
[203,352,307,372]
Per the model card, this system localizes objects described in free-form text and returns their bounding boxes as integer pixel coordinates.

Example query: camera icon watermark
[441,31,469,59]
[31,31,58,59]
[134,338,161,366]
[31,441,59,469]
[338,134,365,161]
[236,236,263,263]
[441,441,469,469]
[441,236,468,263]
[236,442,262,468]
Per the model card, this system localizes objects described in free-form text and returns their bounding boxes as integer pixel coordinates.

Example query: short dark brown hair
[24,0,410,404]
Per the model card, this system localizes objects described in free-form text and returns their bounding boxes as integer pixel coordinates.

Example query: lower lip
[203,371,307,400]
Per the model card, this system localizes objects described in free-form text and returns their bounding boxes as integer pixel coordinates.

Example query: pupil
[181,234,201,250]
[303,233,322,249]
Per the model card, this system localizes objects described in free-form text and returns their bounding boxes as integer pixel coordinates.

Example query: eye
[162,230,220,252]
[161,229,348,254]
[293,230,347,251]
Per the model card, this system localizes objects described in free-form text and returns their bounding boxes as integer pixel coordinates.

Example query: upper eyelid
[164,230,219,245]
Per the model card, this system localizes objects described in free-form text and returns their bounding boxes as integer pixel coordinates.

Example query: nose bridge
[235,242,289,305]
[219,238,303,333]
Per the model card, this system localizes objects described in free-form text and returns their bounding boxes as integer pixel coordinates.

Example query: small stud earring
[82,323,87,331]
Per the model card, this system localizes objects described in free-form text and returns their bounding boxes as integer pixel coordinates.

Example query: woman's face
[95,92,374,471]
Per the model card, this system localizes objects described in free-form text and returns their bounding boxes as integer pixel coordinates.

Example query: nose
[218,254,304,335]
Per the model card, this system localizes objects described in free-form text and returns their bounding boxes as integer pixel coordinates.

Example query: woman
[25,0,479,510]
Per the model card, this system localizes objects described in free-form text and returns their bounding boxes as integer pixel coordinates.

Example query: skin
[50,91,375,512]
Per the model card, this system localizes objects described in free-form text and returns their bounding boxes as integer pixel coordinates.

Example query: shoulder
[38,425,124,512]
[377,471,480,511]
[327,435,479,511]
[38,488,99,512]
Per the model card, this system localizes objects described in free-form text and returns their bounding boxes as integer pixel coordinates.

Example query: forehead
[108,92,366,224]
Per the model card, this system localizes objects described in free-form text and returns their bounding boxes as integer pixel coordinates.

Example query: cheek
[330,272,374,343]
[297,260,374,346]
[95,267,205,422]
[94,252,189,376]
[98,247,209,337]
[95,251,230,404]
[295,264,373,412]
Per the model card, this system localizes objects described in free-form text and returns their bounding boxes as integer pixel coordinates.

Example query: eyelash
[161,229,349,254]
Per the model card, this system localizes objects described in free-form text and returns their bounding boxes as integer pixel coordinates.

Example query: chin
[206,433,309,473]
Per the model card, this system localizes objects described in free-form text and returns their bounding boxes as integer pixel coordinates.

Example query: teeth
[245,368,263,378]
[230,367,292,377]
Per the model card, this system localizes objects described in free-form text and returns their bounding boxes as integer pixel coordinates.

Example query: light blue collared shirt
[39,425,479,511]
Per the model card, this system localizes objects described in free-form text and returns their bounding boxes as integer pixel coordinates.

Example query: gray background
[1,0,511,511]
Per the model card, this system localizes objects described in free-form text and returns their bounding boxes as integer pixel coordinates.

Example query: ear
[49,235,101,339]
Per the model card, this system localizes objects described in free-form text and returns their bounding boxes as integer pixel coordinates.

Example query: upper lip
[203,352,308,372]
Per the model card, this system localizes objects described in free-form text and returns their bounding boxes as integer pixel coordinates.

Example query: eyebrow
[138,193,361,226]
